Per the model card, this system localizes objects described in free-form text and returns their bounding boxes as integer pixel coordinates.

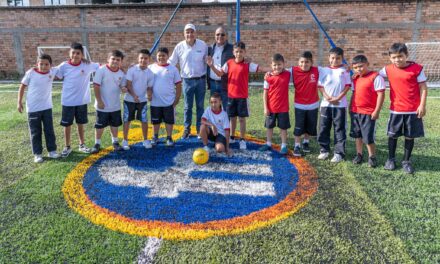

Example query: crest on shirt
[310,74,316,83]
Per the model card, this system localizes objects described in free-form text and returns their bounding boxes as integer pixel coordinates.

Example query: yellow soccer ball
[193,148,209,165]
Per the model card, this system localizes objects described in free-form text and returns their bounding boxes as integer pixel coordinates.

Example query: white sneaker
[122,140,130,150]
[239,140,247,150]
[143,140,152,149]
[48,151,60,159]
[330,153,344,163]
[230,137,236,144]
[34,155,43,163]
[197,135,202,140]
[203,145,210,152]
[317,152,329,160]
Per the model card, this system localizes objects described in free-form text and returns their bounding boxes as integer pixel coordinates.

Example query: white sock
[95,139,101,145]
[295,143,300,147]
[303,139,309,144]
[266,141,272,147]
[112,137,119,143]
[122,139,128,144]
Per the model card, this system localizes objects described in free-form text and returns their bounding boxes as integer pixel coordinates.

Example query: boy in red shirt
[350,55,385,168]
[379,43,428,174]
[259,53,291,155]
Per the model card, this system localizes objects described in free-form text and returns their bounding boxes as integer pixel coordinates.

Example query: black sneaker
[113,142,123,151]
[61,146,72,158]
[293,146,301,157]
[384,159,396,170]
[182,130,190,139]
[90,144,101,154]
[402,160,415,174]
[368,156,378,168]
[352,153,363,164]
[302,142,310,153]
[151,137,159,146]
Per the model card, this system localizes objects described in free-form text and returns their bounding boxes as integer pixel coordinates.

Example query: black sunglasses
[216,33,226,36]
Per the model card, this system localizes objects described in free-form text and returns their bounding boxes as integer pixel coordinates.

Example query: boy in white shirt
[90,50,127,153]
[17,54,60,163]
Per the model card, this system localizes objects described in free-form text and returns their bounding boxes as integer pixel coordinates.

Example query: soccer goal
[37,45,92,66]
[406,42,440,88]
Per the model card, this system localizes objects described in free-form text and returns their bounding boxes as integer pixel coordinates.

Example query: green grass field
[0,83,439,263]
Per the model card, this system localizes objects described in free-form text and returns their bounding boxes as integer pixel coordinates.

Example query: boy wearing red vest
[379,43,428,174]
[350,55,385,168]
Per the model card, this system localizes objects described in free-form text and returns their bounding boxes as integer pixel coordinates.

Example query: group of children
[18,41,427,174]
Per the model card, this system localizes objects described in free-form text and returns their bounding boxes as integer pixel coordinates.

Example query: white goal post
[406,42,440,88]
[37,45,92,63]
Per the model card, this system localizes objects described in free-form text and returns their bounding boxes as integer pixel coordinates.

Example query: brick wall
[1,0,439,77]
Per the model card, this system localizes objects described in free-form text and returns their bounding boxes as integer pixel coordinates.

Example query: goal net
[406,42,440,88]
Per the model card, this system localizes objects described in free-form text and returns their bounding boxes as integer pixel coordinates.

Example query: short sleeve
[21,69,32,85]
[173,67,182,84]
[93,68,104,86]
[168,44,179,66]
[263,80,270,90]
[221,62,229,73]
[249,62,259,73]
[201,108,209,120]
[147,69,155,87]
[417,69,428,83]
[91,62,100,72]
[343,71,352,87]
[125,68,134,82]
[55,63,65,79]
[374,75,386,91]
[378,67,387,78]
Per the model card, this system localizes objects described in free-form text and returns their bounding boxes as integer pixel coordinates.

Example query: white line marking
[137,237,162,264]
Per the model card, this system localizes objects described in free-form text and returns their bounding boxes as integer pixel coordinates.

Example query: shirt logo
[310,74,316,83]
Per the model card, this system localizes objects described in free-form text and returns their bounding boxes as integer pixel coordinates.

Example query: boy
[291,51,320,157]
[379,43,428,174]
[259,53,291,155]
[200,92,231,155]
[207,41,267,150]
[122,49,155,150]
[90,50,127,153]
[350,55,385,168]
[148,47,182,147]
[56,42,100,157]
[317,47,351,163]
[17,54,60,163]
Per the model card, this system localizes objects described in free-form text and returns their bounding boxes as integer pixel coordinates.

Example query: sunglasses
[216,33,226,36]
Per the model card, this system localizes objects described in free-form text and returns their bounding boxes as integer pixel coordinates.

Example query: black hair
[233,41,246,50]
[139,49,151,56]
[272,53,284,63]
[329,47,344,57]
[109,50,124,59]
[38,54,52,65]
[300,51,313,60]
[157,47,169,55]
[210,92,222,101]
[70,42,84,54]
[351,54,369,64]
[388,43,408,56]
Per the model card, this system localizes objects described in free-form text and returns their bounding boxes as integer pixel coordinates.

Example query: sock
[303,139,309,144]
[295,143,301,147]
[266,141,272,147]
[281,143,287,148]
[404,139,414,161]
[122,139,128,143]
[95,139,101,145]
[154,133,159,139]
[167,136,172,140]
[388,137,398,160]
[240,138,245,141]
[112,137,119,144]
[231,136,235,140]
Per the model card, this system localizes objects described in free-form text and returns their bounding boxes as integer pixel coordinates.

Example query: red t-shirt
[223,59,259,99]
[351,71,385,115]
[292,66,320,105]
[264,70,291,113]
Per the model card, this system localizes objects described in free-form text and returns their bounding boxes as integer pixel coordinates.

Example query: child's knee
[216,144,225,152]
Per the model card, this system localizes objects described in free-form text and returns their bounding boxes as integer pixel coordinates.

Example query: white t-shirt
[168,39,208,78]
[56,60,100,106]
[21,68,58,113]
[209,44,224,81]
[149,63,182,107]
[318,66,351,108]
[124,65,155,103]
[93,65,126,112]
[201,106,230,137]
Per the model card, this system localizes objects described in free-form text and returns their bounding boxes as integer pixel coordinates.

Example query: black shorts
[294,108,318,136]
[265,112,291,130]
[387,113,424,138]
[123,101,148,123]
[350,112,376,144]
[208,128,228,146]
[60,104,88,127]
[95,110,122,129]
[150,105,175,125]
[227,98,249,118]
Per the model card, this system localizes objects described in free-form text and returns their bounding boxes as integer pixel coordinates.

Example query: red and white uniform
[263,70,290,113]
[149,63,182,107]
[93,65,126,112]
[292,66,320,110]
[351,71,386,115]
[318,66,351,108]
[21,68,58,113]
[201,106,230,137]
[379,62,427,114]
[222,59,259,99]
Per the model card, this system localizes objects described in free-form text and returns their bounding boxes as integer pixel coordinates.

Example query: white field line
[137,237,163,264]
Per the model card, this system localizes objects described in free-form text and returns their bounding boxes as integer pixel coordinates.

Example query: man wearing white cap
[169,23,209,138]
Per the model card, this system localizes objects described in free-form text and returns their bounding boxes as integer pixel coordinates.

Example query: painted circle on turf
[63,125,318,240]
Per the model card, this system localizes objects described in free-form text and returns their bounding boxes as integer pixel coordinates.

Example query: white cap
[184,24,196,32]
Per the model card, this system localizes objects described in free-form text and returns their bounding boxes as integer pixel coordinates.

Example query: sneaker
[61,146,72,158]
[402,160,415,174]
[368,156,378,168]
[143,140,152,149]
[197,135,202,140]
[317,151,329,160]
[78,144,91,153]
[280,145,288,155]
[258,144,271,151]
[239,140,247,150]
[182,130,190,139]
[113,142,123,151]
[122,140,130,150]
[151,137,159,146]
[352,153,363,164]
[330,153,344,163]
[165,139,174,147]
[293,146,301,157]
[48,151,60,159]
[302,142,310,153]
[230,137,236,144]
[384,159,396,171]
[90,144,101,154]
[203,145,210,152]
[34,155,43,163]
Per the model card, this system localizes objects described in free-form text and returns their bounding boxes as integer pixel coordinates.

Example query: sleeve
[91,62,100,72]
[378,67,387,78]
[249,62,259,73]
[120,73,127,87]
[263,80,270,90]
[21,69,32,85]
[221,62,228,73]
[343,71,352,88]
[373,75,386,91]
[147,69,155,88]
[223,113,230,130]
[93,68,103,86]
[287,67,294,84]
[125,68,134,82]
[201,108,209,120]
[417,69,428,83]
[173,67,182,84]
[168,44,179,66]
[55,63,64,79]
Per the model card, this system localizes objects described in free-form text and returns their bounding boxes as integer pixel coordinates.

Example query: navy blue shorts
[123,101,148,123]
[208,128,228,146]
[151,105,175,125]
[265,112,291,130]
[95,110,122,129]
[350,112,376,144]
[387,113,424,138]
[60,104,88,127]
[227,98,249,118]
[294,108,318,137]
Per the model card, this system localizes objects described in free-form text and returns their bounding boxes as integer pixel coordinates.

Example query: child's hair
[300,51,313,60]
[70,42,84,54]
[234,41,246,50]
[329,47,344,57]
[272,53,284,63]
[139,49,151,56]
[109,50,125,59]
[210,92,222,101]
[157,47,169,55]
[351,54,369,64]
[38,54,52,65]
[388,43,408,56]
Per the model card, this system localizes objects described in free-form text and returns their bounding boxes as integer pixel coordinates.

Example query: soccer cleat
[239,140,247,150]
[280,145,288,155]
[78,144,91,153]
[402,160,415,174]
[368,156,378,168]
[302,142,310,153]
[384,159,396,171]
[34,155,44,163]
[330,153,344,163]
[61,146,72,158]
[181,130,190,139]
[48,151,60,159]
[151,137,159,146]
[352,153,363,164]
[317,151,329,160]
[113,142,123,151]
[165,139,175,147]
[258,144,271,151]
[122,140,130,150]
[293,146,301,157]
[90,144,101,154]
[143,140,152,149]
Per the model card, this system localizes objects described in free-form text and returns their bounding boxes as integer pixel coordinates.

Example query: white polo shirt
[209,44,224,81]
[149,63,182,107]
[201,106,230,137]
[21,68,58,113]
[168,39,208,78]
[124,65,155,103]
[318,66,351,108]
[56,60,100,106]
[93,65,126,112]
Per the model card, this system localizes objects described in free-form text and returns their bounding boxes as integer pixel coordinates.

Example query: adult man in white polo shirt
[169,23,208,138]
